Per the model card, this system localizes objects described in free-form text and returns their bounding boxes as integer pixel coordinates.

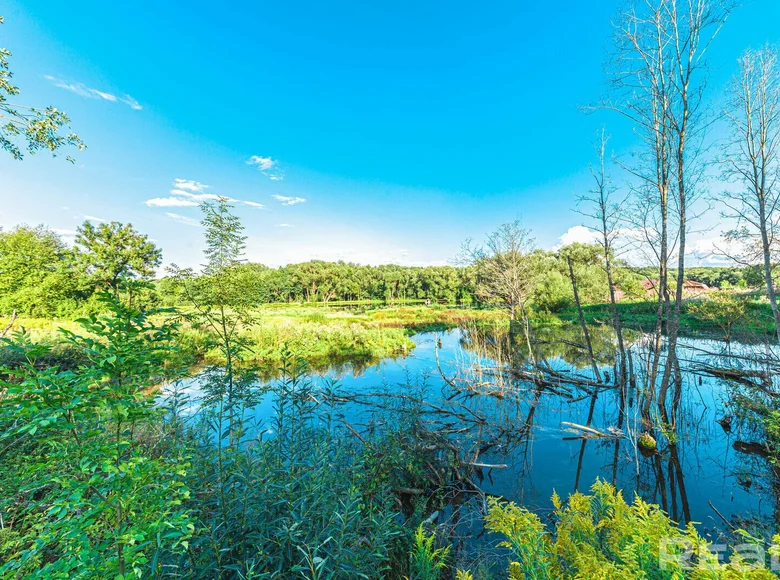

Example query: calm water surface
[177,327,778,541]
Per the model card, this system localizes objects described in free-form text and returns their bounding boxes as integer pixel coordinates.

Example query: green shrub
[458,480,780,579]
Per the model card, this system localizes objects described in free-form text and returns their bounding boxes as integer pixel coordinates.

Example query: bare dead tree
[565,253,603,383]
[461,221,535,323]
[660,0,733,425]
[719,46,780,343]
[605,0,675,414]
[577,129,629,388]
[461,221,537,365]
[605,0,732,423]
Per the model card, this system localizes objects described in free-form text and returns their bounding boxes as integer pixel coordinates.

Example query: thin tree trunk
[760,208,780,343]
[567,255,602,383]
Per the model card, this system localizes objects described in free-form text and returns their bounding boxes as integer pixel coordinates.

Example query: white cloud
[173,178,208,193]
[273,195,306,206]
[170,189,223,202]
[275,223,293,227]
[686,236,741,266]
[145,179,266,210]
[247,156,275,171]
[120,95,142,111]
[247,155,284,180]
[52,227,78,236]
[165,213,201,227]
[557,225,600,247]
[45,75,142,111]
[84,215,108,223]
[145,197,199,208]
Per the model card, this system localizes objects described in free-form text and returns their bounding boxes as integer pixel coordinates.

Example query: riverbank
[4,299,772,370]
[0,305,505,368]
[554,299,776,340]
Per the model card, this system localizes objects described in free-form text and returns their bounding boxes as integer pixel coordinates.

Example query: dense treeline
[1,222,770,320]
[159,261,477,305]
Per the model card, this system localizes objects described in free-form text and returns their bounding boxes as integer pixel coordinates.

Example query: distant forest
[0,223,769,319]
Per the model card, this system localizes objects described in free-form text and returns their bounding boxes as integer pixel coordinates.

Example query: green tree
[0,16,84,160]
[0,293,192,578]
[0,225,83,317]
[75,221,162,293]
[686,292,747,342]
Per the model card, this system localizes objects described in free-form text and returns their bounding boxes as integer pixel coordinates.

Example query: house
[641,279,662,297]
[611,286,626,302]
[639,278,710,298]
[682,280,709,296]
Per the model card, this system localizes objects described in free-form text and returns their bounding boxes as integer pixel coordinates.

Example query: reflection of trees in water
[194,324,780,544]
[447,323,780,533]
[249,352,410,382]
[459,322,638,370]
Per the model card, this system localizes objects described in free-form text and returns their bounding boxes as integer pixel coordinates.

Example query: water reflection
[175,323,779,545]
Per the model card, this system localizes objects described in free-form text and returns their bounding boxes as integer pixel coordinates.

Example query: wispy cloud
[120,95,142,110]
[173,178,208,192]
[165,213,201,227]
[170,189,222,202]
[247,155,284,180]
[146,197,199,208]
[145,179,265,210]
[275,223,293,228]
[273,195,306,206]
[52,227,78,236]
[45,75,142,110]
[84,215,108,223]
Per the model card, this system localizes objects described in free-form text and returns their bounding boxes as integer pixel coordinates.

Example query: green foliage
[528,244,611,314]
[407,526,450,580]
[484,498,553,579]
[75,220,162,293]
[464,481,780,579]
[159,261,478,306]
[181,354,403,579]
[0,292,192,579]
[532,268,573,313]
[686,292,748,341]
[0,225,87,317]
[0,16,84,161]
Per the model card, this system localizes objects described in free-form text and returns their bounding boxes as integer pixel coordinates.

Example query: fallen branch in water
[561,421,621,439]
[693,366,775,394]
[467,461,508,469]
[708,500,738,532]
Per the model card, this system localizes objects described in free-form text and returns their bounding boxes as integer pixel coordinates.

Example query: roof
[682,280,709,290]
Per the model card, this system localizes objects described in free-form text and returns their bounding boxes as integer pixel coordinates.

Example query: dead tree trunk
[567,255,602,383]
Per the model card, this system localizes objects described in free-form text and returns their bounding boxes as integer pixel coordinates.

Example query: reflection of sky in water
[172,328,777,537]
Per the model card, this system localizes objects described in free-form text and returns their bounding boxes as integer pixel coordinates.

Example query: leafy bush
[0,294,193,579]
[179,355,404,579]
[459,481,780,579]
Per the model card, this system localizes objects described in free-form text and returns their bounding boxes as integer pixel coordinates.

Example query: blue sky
[1,0,779,269]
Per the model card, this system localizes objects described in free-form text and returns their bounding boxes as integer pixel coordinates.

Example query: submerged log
[733,440,771,458]
[561,422,620,439]
[696,366,775,394]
